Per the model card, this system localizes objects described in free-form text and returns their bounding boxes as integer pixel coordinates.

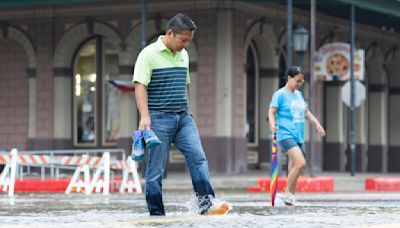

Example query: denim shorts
[278,138,305,154]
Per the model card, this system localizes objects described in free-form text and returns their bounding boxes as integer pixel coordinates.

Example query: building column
[366,59,388,172]
[324,83,346,171]
[386,60,400,172]
[53,69,73,149]
[367,87,388,172]
[215,10,233,138]
[214,10,235,173]
[208,9,247,173]
[28,74,36,141]
[29,19,54,150]
[231,11,248,173]
[312,81,325,172]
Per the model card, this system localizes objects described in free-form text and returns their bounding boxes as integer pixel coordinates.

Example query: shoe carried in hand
[131,130,145,161]
[143,129,162,149]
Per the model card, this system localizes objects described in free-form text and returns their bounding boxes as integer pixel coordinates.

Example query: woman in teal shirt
[268,66,325,206]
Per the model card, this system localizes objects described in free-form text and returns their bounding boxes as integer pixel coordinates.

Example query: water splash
[183,196,202,214]
[183,195,233,214]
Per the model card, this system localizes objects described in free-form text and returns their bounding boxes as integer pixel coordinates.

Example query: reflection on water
[1,192,400,228]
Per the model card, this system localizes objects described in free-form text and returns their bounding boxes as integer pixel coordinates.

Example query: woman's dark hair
[283,66,303,82]
[166,13,197,34]
[286,66,303,78]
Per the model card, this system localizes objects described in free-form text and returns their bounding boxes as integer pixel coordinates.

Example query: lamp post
[293,26,309,67]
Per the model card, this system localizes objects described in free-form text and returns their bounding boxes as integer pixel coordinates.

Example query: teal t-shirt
[269,88,307,144]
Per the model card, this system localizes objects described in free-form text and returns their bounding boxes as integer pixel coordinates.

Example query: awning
[0,0,110,8]
[250,0,400,33]
[319,0,400,32]
[1,0,399,33]
[336,0,400,19]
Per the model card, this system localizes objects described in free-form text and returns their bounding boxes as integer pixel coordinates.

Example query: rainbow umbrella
[270,134,278,207]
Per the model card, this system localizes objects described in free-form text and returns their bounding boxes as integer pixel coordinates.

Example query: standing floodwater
[1,192,400,228]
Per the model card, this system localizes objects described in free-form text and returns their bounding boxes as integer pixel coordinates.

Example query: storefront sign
[314,43,364,81]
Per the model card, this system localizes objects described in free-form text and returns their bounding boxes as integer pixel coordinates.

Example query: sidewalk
[6,170,400,193]
[161,170,400,192]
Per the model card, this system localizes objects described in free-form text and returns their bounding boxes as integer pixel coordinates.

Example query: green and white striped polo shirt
[133,36,190,112]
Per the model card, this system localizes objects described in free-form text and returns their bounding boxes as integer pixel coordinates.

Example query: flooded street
[1,191,400,228]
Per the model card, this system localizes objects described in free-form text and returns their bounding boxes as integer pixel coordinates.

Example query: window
[246,45,258,145]
[73,37,119,146]
[279,53,287,88]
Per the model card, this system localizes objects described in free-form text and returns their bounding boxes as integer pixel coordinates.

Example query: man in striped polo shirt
[133,13,221,216]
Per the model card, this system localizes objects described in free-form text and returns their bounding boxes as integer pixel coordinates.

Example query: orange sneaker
[205,201,231,215]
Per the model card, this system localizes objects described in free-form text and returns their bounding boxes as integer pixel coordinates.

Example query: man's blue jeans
[145,110,215,216]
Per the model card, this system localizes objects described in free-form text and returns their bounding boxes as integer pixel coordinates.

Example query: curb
[365,177,400,191]
[14,178,70,192]
[247,176,334,193]
[7,176,400,193]
[9,177,127,193]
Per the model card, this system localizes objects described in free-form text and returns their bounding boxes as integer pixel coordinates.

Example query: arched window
[73,37,119,146]
[279,52,287,88]
[246,44,258,145]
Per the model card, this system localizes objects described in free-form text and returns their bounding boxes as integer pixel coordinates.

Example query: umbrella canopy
[270,134,278,207]
[108,80,135,92]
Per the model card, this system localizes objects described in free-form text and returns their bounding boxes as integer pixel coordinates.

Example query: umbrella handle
[272,133,278,144]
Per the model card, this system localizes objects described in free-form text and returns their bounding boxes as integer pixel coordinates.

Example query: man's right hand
[139,115,151,130]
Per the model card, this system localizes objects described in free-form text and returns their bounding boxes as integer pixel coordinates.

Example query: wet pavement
[1,191,400,228]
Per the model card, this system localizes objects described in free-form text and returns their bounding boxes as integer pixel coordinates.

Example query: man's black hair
[166,13,197,34]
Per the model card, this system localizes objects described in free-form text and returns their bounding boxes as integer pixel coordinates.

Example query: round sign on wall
[341,80,366,107]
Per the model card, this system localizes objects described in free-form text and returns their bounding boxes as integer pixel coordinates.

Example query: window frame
[72,36,118,147]
[246,42,260,147]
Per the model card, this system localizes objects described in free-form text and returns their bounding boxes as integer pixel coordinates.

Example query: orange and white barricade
[60,154,103,167]
[66,164,91,194]
[89,152,110,194]
[0,149,18,196]
[115,157,142,194]
[65,155,91,195]
[65,152,110,195]
[18,154,49,166]
[0,149,141,195]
